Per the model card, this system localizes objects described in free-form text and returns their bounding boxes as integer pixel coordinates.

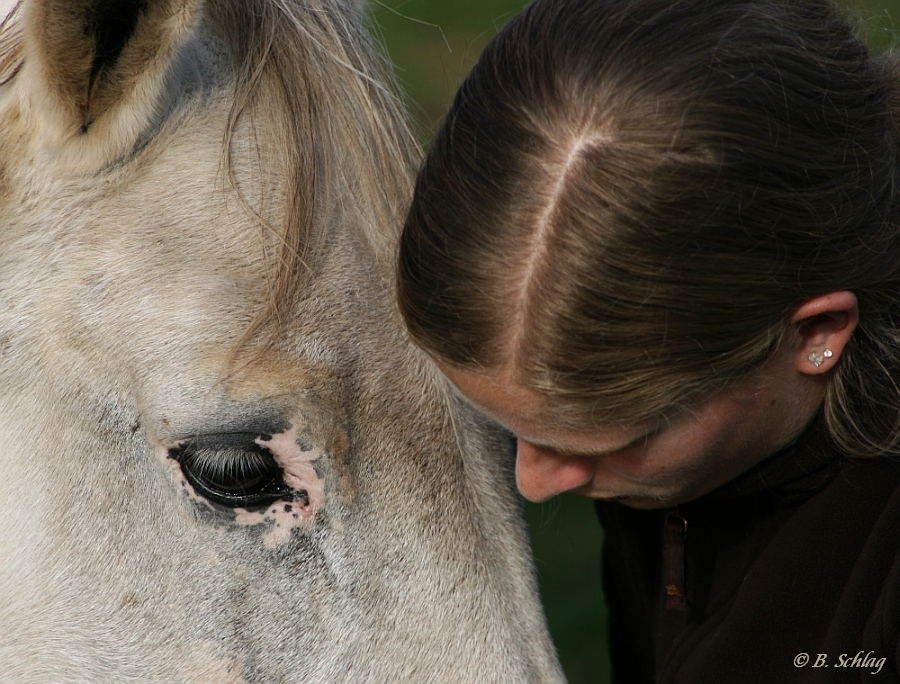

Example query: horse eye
[169,437,294,510]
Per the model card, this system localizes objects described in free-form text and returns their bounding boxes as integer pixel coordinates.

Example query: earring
[808,349,833,368]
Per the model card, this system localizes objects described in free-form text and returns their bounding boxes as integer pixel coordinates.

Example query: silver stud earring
[808,349,833,368]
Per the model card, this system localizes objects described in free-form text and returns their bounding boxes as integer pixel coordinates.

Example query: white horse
[0,0,565,681]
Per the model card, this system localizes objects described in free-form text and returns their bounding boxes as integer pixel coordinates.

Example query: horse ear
[20,0,204,151]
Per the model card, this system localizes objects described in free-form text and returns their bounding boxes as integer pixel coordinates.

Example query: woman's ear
[789,291,859,374]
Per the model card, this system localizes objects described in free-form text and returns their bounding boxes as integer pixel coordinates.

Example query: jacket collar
[699,413,843,504]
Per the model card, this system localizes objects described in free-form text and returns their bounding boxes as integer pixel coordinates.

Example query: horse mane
[0,2,22,86]
[0,0,419,347]
[215,0,420,346]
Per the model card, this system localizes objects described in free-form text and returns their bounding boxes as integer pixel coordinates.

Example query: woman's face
[441,348,824,509]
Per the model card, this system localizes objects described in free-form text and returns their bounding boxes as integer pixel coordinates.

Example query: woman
[397,0,900,681]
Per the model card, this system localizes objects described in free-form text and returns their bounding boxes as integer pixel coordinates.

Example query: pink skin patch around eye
[161,424,327,548]
[233,425,326,547]
[235,427,325,548]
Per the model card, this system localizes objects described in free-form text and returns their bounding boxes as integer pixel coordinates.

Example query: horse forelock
[0,2,22,86]
[0,0,418,354]
[215,0,420,349]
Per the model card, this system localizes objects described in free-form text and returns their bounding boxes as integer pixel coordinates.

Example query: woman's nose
[515,439,595,502]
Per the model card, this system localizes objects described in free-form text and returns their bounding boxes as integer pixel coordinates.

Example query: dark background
[367,2,900,681]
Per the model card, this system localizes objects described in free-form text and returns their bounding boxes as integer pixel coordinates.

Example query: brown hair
[397,0,900,456]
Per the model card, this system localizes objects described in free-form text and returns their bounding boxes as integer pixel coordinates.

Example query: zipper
[663,510,688,611]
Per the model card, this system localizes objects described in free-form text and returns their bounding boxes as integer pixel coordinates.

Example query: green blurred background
[366,2,900,681]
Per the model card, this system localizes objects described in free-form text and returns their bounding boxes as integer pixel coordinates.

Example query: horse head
[0,0,565,681]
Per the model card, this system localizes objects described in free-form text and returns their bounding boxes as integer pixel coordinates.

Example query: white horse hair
[0,0,565,681]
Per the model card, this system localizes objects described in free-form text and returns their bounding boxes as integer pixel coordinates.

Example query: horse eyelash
[184,446,276,479]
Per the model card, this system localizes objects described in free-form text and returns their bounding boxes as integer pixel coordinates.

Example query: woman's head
[398,0,900,456]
